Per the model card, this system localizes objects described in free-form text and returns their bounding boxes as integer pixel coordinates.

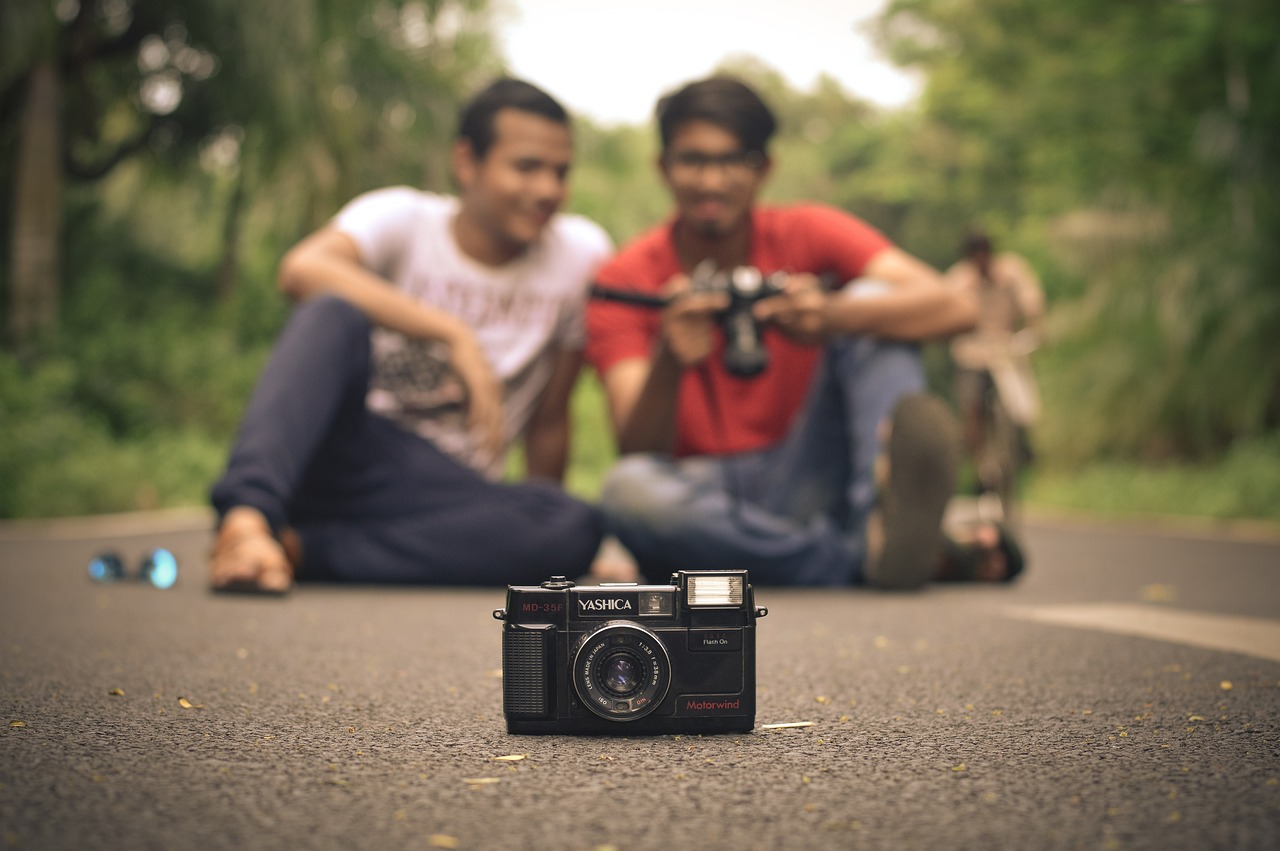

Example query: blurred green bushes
[0,185,283,517]
[1027,434,1280,523]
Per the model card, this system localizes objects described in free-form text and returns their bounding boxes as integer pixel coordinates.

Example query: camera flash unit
[685,574,744,607]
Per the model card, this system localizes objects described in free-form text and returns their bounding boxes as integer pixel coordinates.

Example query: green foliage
[0,266,277,517]
[1,0,509,519]
[875,0,1280,462]
[505,372,616,502]
[1026,434,1280,523]
[564,121,668,245]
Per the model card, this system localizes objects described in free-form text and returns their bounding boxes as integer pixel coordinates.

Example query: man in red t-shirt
[586,77,1024,588]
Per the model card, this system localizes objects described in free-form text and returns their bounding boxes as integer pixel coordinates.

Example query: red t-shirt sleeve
[756,204,893,282]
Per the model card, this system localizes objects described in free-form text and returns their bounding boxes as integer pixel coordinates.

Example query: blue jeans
[210,296,603,584]
[599,338,924,585]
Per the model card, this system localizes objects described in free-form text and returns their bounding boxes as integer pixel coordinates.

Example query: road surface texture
[2,508,1278,850]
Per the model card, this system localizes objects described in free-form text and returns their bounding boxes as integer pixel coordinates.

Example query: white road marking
[1006,604,1280,663]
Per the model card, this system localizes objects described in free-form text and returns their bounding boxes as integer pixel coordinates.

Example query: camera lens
[572,622,671,722]
[602,653,641,696]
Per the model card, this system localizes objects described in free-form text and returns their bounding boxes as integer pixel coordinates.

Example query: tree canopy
[866,0,1280,462]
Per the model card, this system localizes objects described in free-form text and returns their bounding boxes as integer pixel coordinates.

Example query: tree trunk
[215,162,248,302]
[9,62,63,355]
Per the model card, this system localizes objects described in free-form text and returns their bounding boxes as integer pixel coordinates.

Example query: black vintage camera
[590,265,788,378]
[690,265,787,378]
[493,570,767,735]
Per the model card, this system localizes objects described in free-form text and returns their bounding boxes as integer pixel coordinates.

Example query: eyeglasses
[88,548,179,589]
[664,149,765,179]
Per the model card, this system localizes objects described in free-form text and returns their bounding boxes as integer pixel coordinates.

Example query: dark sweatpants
[209,296,603,584]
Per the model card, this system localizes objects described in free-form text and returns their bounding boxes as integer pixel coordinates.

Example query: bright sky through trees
[495,0,919,124]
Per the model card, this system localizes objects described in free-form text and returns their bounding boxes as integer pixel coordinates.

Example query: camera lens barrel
[572,622,672,721]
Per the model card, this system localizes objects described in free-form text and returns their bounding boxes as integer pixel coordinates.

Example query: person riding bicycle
[945,231,1045,504]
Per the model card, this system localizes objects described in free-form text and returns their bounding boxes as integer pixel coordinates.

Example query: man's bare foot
[210,507,297,594]
[588,536,641,584]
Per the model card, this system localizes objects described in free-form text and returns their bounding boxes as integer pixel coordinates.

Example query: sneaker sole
[865,394,960,590]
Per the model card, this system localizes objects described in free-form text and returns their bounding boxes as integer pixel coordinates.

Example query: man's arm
[825,247,978,340]
[599,280,728,455]
[757,247,977,344]
[278,227,473,343]
[523,347,583,482]
[1005,253,1046,332]
[602,349,680,456]
[277,227,504,458]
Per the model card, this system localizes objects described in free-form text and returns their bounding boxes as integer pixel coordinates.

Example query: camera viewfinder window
[639,591,673,617]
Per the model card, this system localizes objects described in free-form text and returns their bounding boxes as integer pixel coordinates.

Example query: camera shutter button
[540,576,576,589]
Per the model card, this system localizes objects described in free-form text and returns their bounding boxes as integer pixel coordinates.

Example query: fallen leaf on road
[1139,584,1178,603]
[9,720,26,728]
[952,763,967,772]
[428,834,459,848]
[178,698,194,709]
[462,777,500,786]
[491,754,527,762]
[1220,681,1233,690]
[109,688,124,696]
[761,721,815,730]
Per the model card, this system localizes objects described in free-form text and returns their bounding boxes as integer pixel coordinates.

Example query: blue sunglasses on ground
[88,548,179,589]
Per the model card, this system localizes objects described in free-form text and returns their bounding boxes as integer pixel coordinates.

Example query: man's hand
[660,274,730,367]
[447,331,505,462]
[753,273,829,345]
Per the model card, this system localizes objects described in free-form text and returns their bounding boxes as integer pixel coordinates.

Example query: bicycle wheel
[977,378,1019,524]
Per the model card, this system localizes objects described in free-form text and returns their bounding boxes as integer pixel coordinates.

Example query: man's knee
[292,295,371,343]
[600,454,682,521]
[827,336,923,382]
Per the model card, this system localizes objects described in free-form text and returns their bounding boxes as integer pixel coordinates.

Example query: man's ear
[452,137,479,193]
[655,153,673,188]
[758,154,775,183]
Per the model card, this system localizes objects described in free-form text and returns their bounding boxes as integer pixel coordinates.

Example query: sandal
[209,507,295,595]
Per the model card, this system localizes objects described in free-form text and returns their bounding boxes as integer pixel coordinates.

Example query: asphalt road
[1,509,1278,850]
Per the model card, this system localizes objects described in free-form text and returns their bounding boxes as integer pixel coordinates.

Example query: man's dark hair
[456,78,570,159]
[655,76,778,156]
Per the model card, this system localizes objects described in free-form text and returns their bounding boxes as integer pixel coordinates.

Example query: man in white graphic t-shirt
[209,78,611,593]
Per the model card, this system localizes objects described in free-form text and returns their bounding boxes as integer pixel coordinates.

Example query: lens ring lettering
[571,622,671,722]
